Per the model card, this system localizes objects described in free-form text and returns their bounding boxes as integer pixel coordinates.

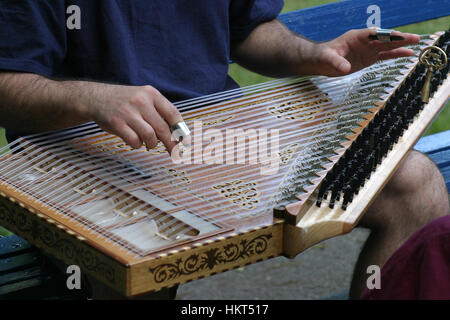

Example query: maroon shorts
[361,215,450,299]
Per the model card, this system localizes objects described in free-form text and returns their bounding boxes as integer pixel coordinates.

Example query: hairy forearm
[0,72,184,153]
[230,19,321,77]
[0,72,95,132]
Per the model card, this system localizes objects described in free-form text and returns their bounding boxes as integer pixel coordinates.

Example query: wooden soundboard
[0,34,448,297]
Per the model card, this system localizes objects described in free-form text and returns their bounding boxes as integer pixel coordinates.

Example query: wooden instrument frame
[0,34,448,297]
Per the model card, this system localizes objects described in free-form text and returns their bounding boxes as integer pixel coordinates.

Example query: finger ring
[375,28,393,42]
[368,28,403,42]
[171,121,191,143]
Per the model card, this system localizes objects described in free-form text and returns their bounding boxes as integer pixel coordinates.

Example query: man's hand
[0,72,185,154]
[84,84,184,153]
[231,20,421,78]
[313,29,421,77]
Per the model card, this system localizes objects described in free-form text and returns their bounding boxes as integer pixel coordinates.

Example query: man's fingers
[153,119,178,154]
[332,54,351,74]
[144,85,190,151]
[364,30,420,61]
[390,30,420,44]
[367,30,420,49]
[147,86,184,127]
[378,47,415,60]
[117,124,143,150]
[127,117,158,150]
[363,28,420,45]
[140,104,178,153]
[318,48,352,76]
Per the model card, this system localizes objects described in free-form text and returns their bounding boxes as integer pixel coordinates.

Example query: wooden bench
[0,234,89,299]
[1,0,449,300]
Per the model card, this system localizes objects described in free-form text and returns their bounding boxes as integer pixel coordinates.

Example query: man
[0,1,448,299]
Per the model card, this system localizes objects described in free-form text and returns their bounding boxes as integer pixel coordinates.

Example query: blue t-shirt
[0,0,283,141]
[0,0,284,140]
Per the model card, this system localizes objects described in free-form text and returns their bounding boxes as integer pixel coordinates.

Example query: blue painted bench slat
[0,235,88,299]
[279,0,450,42]
[415,130,450,190]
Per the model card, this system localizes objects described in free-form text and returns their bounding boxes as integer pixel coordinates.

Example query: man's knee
[360,150,449,230]
[384,150,447,195]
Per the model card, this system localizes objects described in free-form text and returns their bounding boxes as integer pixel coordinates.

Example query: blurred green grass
[397,16,450,135]
[0,225,13,236]
[0,127,5,148]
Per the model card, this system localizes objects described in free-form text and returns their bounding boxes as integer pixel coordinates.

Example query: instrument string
[0,75,400,225]
[2,110,366,235]
[3,60,405,190]
[0,72,386,195]
[9,101,370,203]
[174,38,430,112]
[175,56,417,113]
[0,50,428,253]
[178,60,411,123]
[0,55,410,173]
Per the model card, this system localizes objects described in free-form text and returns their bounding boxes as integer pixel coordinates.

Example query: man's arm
[0,72,183,153]
[230,19,421,77]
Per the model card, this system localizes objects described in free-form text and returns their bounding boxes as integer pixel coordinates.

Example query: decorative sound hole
[203,115,235,126]
[212,179,259,210]
[148,142,166,154]
[268,96,329,121]
[167,168,191,184]
[96,141,134,154]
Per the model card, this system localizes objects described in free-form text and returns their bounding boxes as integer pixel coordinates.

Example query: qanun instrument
[0,31,449,297]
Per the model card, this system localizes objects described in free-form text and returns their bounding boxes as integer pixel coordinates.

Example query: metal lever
[418,46,447,103]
